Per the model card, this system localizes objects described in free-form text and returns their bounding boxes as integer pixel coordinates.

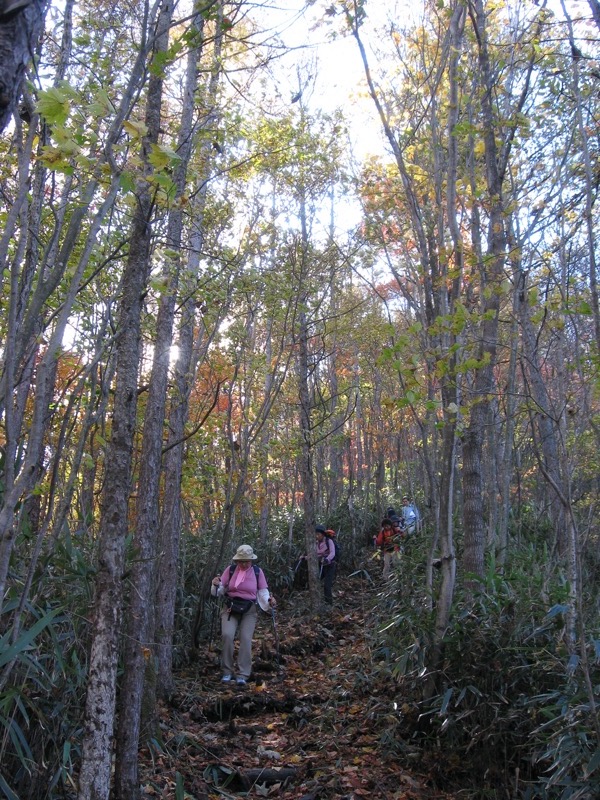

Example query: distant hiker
[392,515,406,539]
[299,524,337,604]
[375,517,402,579]
[301,524,337,605]
[375,509,402,548]
[401,495,421,534]
[386,505,401,525]
[211,544,275,686]
[315,525,337,605]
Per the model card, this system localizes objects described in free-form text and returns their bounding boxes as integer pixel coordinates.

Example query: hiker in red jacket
[375,517,402,579]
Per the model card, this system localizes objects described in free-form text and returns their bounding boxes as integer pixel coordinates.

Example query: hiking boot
[236,677,247,686]
[221,674,232,683]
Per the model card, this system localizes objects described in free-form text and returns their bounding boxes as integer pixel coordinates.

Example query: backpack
[228,564,260,583]
[324,530,340,563]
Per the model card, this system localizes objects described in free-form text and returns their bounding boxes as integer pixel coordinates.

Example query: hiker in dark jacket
[211,544,275,686]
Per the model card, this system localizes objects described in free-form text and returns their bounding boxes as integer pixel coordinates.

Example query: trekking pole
[271,608,280,665]
[292,557,304,576]
[207,597,219,652]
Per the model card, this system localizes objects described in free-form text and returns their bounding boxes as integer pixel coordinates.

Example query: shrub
[369,543,600,798]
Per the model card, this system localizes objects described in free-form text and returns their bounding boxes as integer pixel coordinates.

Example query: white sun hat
[232,544,258,561]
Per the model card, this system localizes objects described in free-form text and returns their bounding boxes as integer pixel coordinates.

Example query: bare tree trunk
[259,320,273,545]
[113,0,199,792]
[326,191,345,515]
[462,0,537,587]
[517,269,566,556]
[294,174,321,611]
[562,1,600,352]
[497,222,523,569]
[77,1,165,795]
[77,190,154,800]
[298,295,320,611]
[353,362,364,501]
[461,0,501,586]
[154,6,226,696]
[0,0,48,132]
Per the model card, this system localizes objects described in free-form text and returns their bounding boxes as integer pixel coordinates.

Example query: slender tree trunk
[517,268,566,555]
[154,5,226,695]
[298,295,320,611]
[114,0,197,792]
[295,179,320,611]
[259,320,273,545]
[497,220,522,569]
[326,192,345,514]
[461,0,504,586]
[561,0,600,352]
[461,0,538,586]
[77,1,166,795]
[0,0,48,133]
[77,190,155,800]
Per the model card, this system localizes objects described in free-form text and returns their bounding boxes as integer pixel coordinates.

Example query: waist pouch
[226,597,254,616]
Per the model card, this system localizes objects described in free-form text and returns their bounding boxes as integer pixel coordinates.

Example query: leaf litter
[139,573,458,800]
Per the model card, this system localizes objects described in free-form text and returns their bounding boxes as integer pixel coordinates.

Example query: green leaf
[148,142,182,170]
[119,171,136,194]
[586,747,600,777]
[545,604,568,620]
[0,772,19,800]
[440,687,453,715]
[0,609,59,669]
[36,87,71,126]
[576,300,592,315]
[123,119,148,140]
[175,772,185,800]
[51,125,80,155]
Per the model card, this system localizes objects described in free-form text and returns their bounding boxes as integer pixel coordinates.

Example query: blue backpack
[324,530,340,563]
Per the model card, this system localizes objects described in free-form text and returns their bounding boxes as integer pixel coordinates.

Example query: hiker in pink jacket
[211,544,275,686]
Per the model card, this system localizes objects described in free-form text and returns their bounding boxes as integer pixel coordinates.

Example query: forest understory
[138,564,461,800]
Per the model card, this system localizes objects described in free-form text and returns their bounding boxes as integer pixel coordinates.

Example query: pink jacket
[317,537,335,565]
[219,565,268,601]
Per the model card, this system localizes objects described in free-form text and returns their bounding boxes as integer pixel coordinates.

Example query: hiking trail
[139,558,458,800]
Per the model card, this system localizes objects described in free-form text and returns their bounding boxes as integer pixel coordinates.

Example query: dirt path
[139,569,455,800]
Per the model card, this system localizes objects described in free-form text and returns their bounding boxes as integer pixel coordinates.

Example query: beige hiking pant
[382,549,400,579]
[220,603,258,679]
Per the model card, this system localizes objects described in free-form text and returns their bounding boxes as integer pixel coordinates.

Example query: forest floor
[138,559,459,800]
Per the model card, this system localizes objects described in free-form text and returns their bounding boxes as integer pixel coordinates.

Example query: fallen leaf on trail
[257,745,282,760]
[138,572,461,800]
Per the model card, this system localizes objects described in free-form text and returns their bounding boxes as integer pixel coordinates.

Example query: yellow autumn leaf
[123,119,148,139]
